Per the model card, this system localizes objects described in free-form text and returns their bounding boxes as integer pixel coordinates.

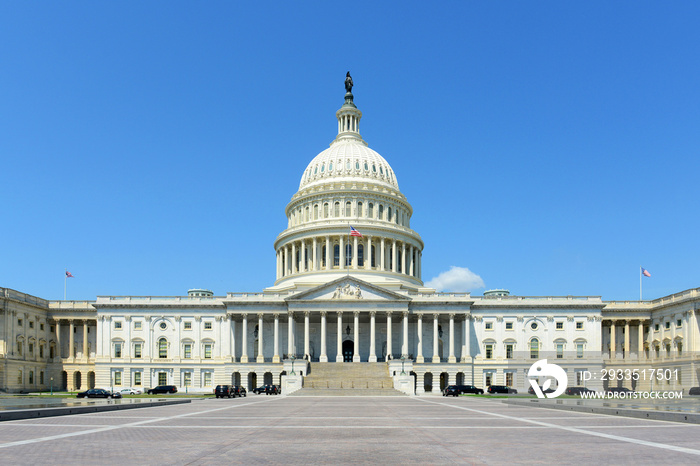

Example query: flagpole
[64,269,67,301]
[639,266,642,301]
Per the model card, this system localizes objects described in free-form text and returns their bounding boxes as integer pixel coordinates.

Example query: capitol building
[2,77,699,395]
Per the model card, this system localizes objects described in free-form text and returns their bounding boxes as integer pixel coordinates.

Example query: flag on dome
[350,226,363,237]
[641,267,651,277]
[66,271,74,278]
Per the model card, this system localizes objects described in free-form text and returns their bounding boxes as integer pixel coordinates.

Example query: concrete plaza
[1,395,700,464]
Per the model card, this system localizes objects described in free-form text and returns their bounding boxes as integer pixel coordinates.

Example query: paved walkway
[1,396,700,464]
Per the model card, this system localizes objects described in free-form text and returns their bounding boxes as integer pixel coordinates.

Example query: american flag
[350,226,363,237]
[641,267,651,277]
[66,271,74,278]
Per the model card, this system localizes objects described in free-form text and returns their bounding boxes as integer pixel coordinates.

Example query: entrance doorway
[342,340,354,362]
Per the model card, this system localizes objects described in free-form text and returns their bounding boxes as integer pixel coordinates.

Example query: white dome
[299,138,399,191]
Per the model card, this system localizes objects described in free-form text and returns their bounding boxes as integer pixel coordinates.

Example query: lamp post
[290,355,296,376]
[400,356,406,376]
[50,377,53,396]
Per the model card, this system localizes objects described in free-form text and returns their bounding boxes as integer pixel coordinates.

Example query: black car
[265,385,280,395]
[688,387,700,395]
[528,385,555,395]
[457,385,484,395]
[443,385,461,397]
[232,385,247,397]
[147,385,178,395]
[488,385,517,394]
[565,386,594,396]
[215,385,233,398]
[252,384,271,395]
[76,388,122,399]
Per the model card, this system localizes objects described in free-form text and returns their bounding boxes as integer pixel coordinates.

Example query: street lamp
[290,355,296,376]
[50,377,54,396]
[400,356,406,376]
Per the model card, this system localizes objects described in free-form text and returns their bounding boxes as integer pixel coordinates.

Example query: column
[392,240,397,273]
[257,314,264,363]
[304,311,310,359]
[366,236,372,270]
[291,242,297,273]
[462,315,471,361]
[637,320,644,360]
[448,313,456,363]
[401,243,406,274]
[336,312,343,362]
[380,239,385,271]
[416,314,424,363]
[276,250,280,279]
[409,245,414,277]
[386,312,392,361]
[432,314,440,363]
[368,311,377,362]
[312,237,318,271]
[69,320,75,360]
[325,236,331,270]
[230,317,236,362]
[273,314,280,363]
[624,320,630,359]
[287,312,294,358]
[300,240,306,272]
[320,311,328,362]
[83,320,88,360]
[402,311,409,358]
[284,246,289,276]
[417,251,421,279]
[609,321,616,360]
[339,236,345,269]
[352,235,358,268]
[684,312,690,354]
[240,315,248,363]
[216,316,223,358]
[56,321,62,359]
[353,311,360,362]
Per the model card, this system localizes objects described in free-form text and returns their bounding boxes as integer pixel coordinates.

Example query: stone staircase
[288,362,404,396]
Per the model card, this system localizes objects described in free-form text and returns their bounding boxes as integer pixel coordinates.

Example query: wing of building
[2,78,699,395]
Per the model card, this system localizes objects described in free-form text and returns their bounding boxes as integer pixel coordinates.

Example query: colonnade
[53,318,95,360]
[276,235,422,280]
[604,311,697,359]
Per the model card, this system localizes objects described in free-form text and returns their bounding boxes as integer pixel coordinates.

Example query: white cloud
[425,266,485,292]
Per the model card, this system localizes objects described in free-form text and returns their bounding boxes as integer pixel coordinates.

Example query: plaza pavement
[1,395,700,464]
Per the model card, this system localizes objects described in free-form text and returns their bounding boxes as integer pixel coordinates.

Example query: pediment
[286,277,410,302]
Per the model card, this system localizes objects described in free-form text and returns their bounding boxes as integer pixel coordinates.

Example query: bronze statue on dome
[345,72,353,93]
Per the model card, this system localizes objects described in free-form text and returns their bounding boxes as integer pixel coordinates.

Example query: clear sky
[1,2,698,302]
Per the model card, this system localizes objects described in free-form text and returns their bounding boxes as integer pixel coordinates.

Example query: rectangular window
[134,372,142,386]
[556,322,563,330]
[29,343,34,356]
[29,371,34,384]
[134,321,142,330]
[655,345,660,357]
[114,342,122,358]
[29,321,34,329]
[665,321,670,330]
[506,344,513,359]
[203,372,212,387]
[665,343,671,356]
[654,323,659,331]
[40,323,45,331]
[576,370,585,385]
[158,372,167,386]
[114,371,122,386]
[676,319,682,327]
[184,322,192,330]
[556,343,564,359]
[40,345,44,358]
[505,372,514,387]
[485,344,493,359]
[134,343,142,358]
[577,343,584,358]
[204,322,212,330]
[485,322,492,330]
[505,322,513,330]
[184,344,192,358]
[40,371,45,385]
[17,341,22,355]
[18,318,23,326]
[184,372,192,387]
[576,322,584,330]
[50,325,55,333]
[114,321,122,329]
[204,344,212,359]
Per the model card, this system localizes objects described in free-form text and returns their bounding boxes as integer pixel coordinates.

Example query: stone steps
[291,362,404,396]
[288,388,404,397]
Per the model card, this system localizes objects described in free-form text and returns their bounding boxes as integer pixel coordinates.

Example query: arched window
[357,202,363,217]
[358,244,364,267]
[345,243,352,267]
[371,246,376,268]
[158,338,168,359]
[378,205,384,220]
[530,338,539,359]
[368,203,374,218]
[305,206,310,222]
[333,245,340,266]
[313,204,318,220]
[334,202,340,217]
[396,210,400,224]
[345,202,352,217]
[323,203,329,218]
[321,245,326,268]
[388,206,393,222]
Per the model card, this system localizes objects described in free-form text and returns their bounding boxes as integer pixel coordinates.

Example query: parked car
[232,385,247,397]
[688,387,700,395]
[119,387,142,395]
[457,385,484,395]
[488,385,517,394]
[215,385,233,398]
[265,385,280,395]
[77,388,122,399]
[253,384,271,395]
[565,386,594,396]
[147,385,178,395]
[528,385,555,395]
[607,387,634,394]
[443,385,461,397]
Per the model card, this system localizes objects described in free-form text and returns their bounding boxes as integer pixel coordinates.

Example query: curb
[502,399,700,424]
[0,399,191,422]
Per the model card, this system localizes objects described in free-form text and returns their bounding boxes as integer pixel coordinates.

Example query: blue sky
[1,2,698,301]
